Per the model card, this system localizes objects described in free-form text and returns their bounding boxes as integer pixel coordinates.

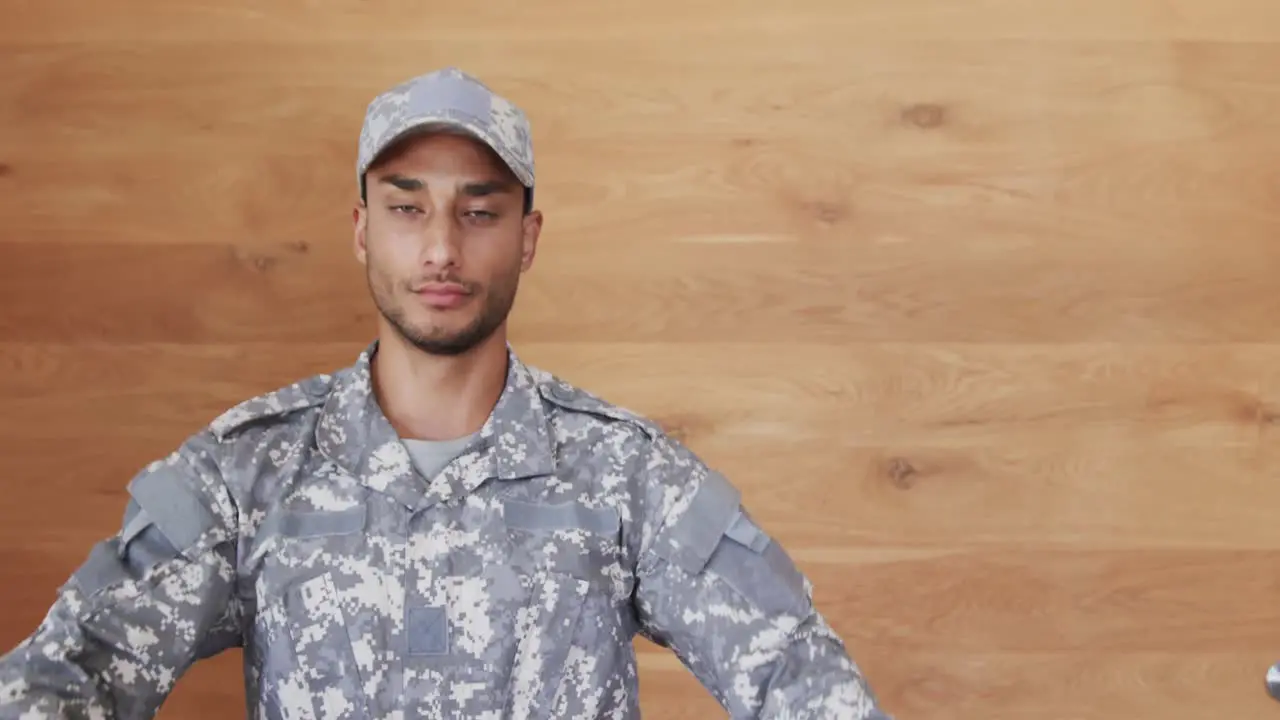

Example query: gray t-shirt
[402,434,477,481]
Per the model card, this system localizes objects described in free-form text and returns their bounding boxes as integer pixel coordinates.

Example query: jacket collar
[315,339,557,510]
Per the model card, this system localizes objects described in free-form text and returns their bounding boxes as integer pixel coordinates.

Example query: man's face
[353,130,542,356]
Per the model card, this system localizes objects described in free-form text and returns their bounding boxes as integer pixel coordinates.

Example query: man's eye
[390,205,421,214]
[465,210,497,219]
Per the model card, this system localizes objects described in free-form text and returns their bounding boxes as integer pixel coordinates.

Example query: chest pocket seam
[501,498,622,585]
[281,571,369,720]
[256,504,371,720]
[498,498,623,718]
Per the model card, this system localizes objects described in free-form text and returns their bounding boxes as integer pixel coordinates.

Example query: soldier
[0,67,894,719]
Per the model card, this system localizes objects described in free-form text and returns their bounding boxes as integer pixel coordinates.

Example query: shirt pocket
[499,497,626,718]
[502,498,623,585]
[253,505,371,720]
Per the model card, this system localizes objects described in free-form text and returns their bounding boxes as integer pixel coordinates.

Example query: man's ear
[353,201,369,265]
[520,209,543,272]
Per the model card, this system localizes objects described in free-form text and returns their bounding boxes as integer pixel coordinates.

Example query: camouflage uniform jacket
[0,341,892,719]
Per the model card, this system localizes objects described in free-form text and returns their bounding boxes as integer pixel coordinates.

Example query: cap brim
[361,114,533,189]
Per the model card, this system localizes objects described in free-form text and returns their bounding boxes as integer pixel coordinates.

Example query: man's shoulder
[523,362,668,445]
[522,361,724,548]
[205,366,342,442]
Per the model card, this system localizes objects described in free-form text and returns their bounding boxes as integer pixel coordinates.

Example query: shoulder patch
[209,372,333,440]
[538,378,665,440]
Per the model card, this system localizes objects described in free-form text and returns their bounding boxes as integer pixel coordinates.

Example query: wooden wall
[3,1,1280,718]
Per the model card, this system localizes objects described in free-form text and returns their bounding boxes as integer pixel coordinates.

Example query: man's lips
[416,283,468,296]
[414,283,471,307]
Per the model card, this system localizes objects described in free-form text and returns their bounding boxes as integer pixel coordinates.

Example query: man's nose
[420,212,462,268]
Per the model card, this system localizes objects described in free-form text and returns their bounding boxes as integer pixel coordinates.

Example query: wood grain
[3,1,1280,43]
[4,40,1280,344]
[4,0,1280,717]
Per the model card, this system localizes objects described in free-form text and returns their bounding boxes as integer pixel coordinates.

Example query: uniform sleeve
[632,436,893,719]
[0,437,243,720]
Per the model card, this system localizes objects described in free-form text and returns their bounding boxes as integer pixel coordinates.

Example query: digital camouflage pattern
[0,341,892,719]
[356,67,536,195]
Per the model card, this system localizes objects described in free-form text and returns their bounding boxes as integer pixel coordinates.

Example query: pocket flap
[503,499,620,535]
[267,505,367,540]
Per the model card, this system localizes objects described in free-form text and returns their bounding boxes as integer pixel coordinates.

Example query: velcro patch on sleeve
[655,470,742,576]
[126,463,219,556]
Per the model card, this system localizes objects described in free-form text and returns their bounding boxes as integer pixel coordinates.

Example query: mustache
[407,274,477,292]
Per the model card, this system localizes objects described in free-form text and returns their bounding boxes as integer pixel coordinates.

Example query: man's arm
[0,433,243,720]
[632,435,893,719]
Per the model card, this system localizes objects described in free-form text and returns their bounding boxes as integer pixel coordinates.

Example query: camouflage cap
[356,67,535,196]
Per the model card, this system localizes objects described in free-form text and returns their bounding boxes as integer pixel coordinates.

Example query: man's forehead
[371,134,516,182]
[372,169,518,195]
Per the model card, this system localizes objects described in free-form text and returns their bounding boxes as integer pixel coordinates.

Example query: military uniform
[1,67,893,719]
[0,341,891,719]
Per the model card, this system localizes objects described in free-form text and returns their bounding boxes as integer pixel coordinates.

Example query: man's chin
[399,322,491,356]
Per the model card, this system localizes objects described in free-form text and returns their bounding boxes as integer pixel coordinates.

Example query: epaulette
[537,376,665,441]
[208,372,334,441]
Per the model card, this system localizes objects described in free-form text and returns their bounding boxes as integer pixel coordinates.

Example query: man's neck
[369,330,510,442]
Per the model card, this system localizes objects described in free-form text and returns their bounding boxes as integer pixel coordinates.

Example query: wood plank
[0,243,371,343]
[1,341,1273,443]
[2,229,1279,342]
[3,0,1280,44]
[0,343,1276,551]
[803,549,1280,653]
[518,343,1280,445]
[731,439,1280,551]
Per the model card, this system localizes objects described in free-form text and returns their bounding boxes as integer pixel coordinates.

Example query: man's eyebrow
[379,174,424,192]
[461,180,517,197]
